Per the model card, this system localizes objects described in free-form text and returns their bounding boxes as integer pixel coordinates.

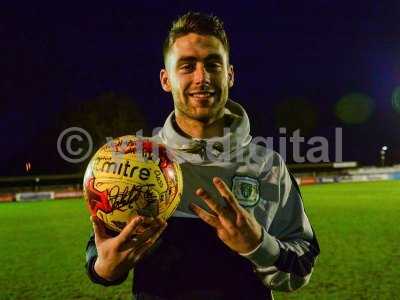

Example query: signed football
[83,135,183,232]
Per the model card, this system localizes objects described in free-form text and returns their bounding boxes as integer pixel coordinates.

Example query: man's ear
[160,69,172,92]
[228,65,234,88]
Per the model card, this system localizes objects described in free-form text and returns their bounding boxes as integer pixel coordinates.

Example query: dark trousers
[133,218,272,300]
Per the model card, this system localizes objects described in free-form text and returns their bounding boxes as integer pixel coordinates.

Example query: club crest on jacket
[232,176,260,207]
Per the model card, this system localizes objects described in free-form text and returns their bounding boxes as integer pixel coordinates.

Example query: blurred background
[1,1,399,299]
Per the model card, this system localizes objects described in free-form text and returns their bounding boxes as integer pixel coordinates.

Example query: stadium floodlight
[380,146,388,167]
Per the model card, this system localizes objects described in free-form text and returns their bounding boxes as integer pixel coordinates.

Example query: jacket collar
[157,100,252,164]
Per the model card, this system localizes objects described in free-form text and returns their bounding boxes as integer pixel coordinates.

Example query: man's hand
[92,215,167,281]
[189,177,262,254]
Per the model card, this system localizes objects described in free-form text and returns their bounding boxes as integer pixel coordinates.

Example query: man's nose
[193,63,210,85]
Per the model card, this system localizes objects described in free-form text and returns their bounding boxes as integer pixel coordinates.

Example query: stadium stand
[1,163,399,202]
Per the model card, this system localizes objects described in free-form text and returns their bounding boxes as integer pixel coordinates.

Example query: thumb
[91,216,108,243]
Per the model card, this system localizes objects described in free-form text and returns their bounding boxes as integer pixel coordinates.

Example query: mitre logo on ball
[83,135,183,232]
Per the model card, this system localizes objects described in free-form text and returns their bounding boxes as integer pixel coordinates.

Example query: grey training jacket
[85,99,320,299]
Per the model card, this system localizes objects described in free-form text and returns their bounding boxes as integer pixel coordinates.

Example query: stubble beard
[176,95,227,124]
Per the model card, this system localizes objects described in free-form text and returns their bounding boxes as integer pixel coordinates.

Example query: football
[83,135,183,232]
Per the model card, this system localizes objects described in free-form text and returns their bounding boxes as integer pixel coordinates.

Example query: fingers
[129,220,167,246]
[134,217,160,234]
[123,217,166,247]
[144,220,167,245]
[130,221,168,264]
[91,216,110,243]
[132,241,154,264]
[189,202,220,228]
[212,177,242,213]
[195,188,224,215]
[117,215,144,243]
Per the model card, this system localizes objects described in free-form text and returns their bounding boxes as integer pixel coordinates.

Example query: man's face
[160,33,234,123]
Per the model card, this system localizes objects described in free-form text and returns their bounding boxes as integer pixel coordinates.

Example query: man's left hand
[189,177,263,254]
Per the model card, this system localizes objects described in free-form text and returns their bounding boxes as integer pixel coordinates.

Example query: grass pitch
[1,180,399,300]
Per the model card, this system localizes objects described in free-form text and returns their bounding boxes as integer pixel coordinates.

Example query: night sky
[1,1,400,176]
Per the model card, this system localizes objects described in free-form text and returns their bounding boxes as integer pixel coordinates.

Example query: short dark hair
[163,12,230,64]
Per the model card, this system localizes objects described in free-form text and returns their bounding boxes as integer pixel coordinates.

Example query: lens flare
[392,87,400,114]
[335,93,374,124]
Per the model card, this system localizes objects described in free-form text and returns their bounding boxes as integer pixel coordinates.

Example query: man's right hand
[91,215,167,281]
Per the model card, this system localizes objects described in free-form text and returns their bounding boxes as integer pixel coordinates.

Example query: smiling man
[160,31,233,137]
[86,12,320,300]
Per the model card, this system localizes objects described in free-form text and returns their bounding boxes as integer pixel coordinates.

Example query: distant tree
[62,91,148,148]
[274,97,319,136]
[53,91,149,173]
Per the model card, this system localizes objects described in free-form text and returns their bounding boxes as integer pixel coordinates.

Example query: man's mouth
[188,91,215,99]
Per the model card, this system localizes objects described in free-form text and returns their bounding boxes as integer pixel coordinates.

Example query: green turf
[275,180,400,300]
[1,180,399,299]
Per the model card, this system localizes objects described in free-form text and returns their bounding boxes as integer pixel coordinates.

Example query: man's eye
[180,64,194,71]
[207,62,222,70]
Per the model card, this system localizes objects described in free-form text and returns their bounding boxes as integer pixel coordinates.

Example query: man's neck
[174,113,226,139]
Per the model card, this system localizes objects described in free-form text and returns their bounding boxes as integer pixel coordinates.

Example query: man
[86,12,320,299]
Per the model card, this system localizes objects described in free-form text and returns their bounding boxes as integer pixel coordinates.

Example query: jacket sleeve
[85,232,129,286]
[240,154,320,292]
